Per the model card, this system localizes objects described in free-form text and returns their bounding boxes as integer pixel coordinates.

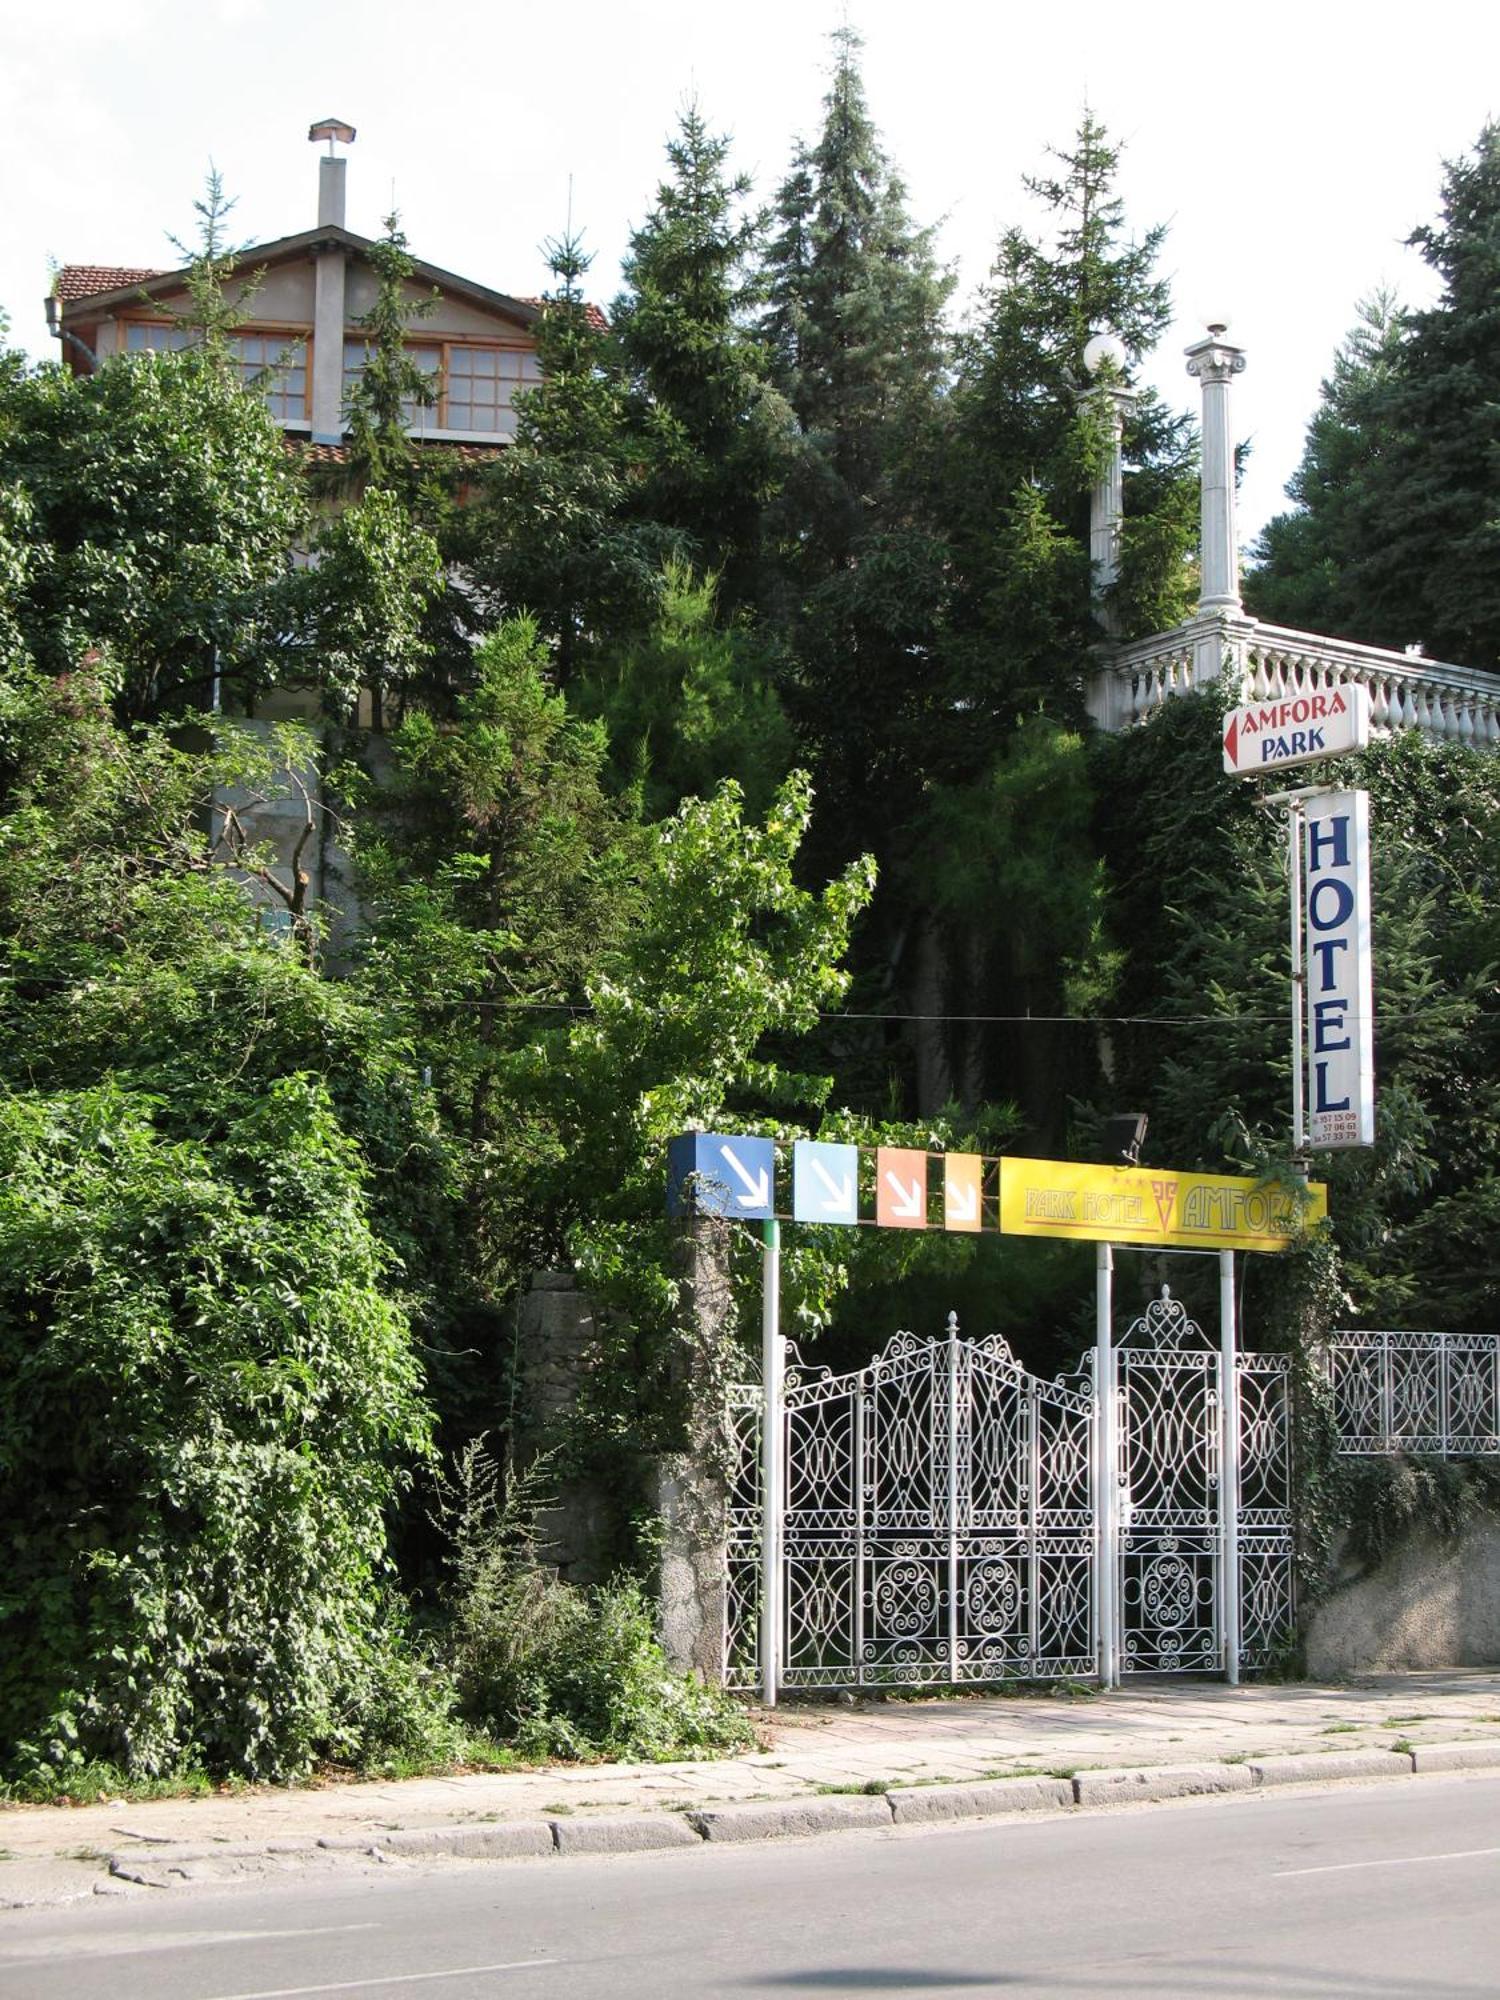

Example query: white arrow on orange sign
[875,1147,927,1228]
[944,1153,982,1232]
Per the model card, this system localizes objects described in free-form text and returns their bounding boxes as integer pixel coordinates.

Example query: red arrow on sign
[1223,713,1238,765]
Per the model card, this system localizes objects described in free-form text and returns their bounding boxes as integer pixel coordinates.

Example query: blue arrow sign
[667,1132,776,1219]
[792,1140,859,1225]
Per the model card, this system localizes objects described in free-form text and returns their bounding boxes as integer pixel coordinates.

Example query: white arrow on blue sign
[792,1140,859,1225]
[667,1132,776,1219]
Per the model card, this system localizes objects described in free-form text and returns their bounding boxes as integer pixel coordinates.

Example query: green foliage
[163,169,263,353]
[439,1445,753,1761]
[295,487,444,716]
[0,347,301,721]
[0,1078,443,1783]
[1251,123,1500,667]
[763,26,952,566]
[0,672,454,1782]
[1334,1454,1500,1579]
[465,231,672,678]
[1092,689,1500,1338]
[1247,293,1407,638]
[573,557,794,817]
[613,105,793,606]
[944,111,1195,745]
[343,213,438,493]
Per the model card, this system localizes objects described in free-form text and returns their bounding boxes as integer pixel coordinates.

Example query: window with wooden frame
[341,338,542,437]
[123,320,310,424]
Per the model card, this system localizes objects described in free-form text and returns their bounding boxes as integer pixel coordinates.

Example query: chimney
[1185,324,1246,616]
[308,118,356,230]
[319,156,346,228]
[307,120,356,442]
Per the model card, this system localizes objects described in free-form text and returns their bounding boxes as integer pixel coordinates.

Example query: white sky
[3,0,1496,541]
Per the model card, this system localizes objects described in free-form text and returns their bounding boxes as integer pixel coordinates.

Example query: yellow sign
[997,1157,1325,1253]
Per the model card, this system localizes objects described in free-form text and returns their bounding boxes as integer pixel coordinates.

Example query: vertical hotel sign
[1305,789,1374,1148]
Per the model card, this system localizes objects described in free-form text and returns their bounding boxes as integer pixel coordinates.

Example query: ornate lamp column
[1185,325,1247,615]
[1082,331,1135,636]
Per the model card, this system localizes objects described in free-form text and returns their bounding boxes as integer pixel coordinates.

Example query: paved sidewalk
[4,1669,1500,1906]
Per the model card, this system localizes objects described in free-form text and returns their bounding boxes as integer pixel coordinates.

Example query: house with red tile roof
[48,122,578,464]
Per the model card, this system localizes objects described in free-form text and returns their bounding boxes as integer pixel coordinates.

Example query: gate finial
[1160,1284,1172,1302]
[946,1310,959,1336]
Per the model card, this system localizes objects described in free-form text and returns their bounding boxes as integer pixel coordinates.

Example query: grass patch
[815,1778,891,1796]
[0,1762,219,1808]
[1320,1723,1359,1735]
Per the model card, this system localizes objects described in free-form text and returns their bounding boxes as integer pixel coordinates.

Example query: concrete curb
[1073,1761,1254,1807]
[552,1812,703,1856]
[887,1776,1073,1824]
[686,1797,893,1844]
[99,1741,1500,1887]
[1244,1749,1411,1787]
[1410,1740,1500,1775]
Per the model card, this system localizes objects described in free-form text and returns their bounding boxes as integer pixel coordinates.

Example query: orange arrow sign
[876,1147,927,1228]
[944,1153,982,1232]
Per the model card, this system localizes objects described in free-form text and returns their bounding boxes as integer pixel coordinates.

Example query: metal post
[1289,800,1307,1152]
[759,1218,783,1708]
[1094,1243,1117,1688]
[947,1319,961,1683]
[1219,1249,1241,1686]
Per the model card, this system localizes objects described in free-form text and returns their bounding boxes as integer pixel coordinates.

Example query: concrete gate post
[657,1212,737,1680]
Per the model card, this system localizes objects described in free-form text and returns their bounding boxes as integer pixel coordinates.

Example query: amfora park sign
[1223,684,1375,1151]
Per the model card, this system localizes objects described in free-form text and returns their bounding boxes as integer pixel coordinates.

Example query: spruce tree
[760,30,953,851]
[1252,123,1500,667]
[886,115,1195,1134]
[1246,292,1407,639]
[943,110,1195,748]
[343,213,437,494]
[611,105,791,607]
[763,26,952,566]
[464,231,670,680]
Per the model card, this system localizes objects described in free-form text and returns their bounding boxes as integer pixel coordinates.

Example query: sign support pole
[760,1217,783,1709]
[1218,1249,1241,1686]
[1094,1242,1118,1689]
[1288,798,1307,1153]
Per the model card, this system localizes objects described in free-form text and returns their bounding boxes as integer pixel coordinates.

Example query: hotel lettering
[1304,789,1375,1148]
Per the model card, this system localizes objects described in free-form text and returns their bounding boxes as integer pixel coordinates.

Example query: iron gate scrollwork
[726,1317,1095,1690]
[1115,1290,1221,1673]
[724,1301,1295,1692]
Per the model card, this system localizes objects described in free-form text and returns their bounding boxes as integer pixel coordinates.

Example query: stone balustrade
[1087,612,1500,748]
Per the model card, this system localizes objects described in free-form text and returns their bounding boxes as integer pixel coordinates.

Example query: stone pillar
[657,1215,737,1681]
[515,1273,621,1585]
[1186,327,1247,616]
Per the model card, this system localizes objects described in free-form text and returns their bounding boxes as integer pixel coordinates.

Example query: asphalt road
[3,1774,1499,1999]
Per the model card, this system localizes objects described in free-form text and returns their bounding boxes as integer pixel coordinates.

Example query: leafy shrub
[0,1078,446,1784]
[440,1444,754,1762]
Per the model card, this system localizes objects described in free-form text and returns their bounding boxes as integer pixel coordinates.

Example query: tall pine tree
[1252,123,1500,668]
[1246,291,1406,640]
[763,26,951,568]
[761,30,953,851]
[611,106,791,608]
[464,231,670,681]
[943,110,1196,750]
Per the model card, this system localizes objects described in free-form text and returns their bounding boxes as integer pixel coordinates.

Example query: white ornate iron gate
[726,1293,1295,1691]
